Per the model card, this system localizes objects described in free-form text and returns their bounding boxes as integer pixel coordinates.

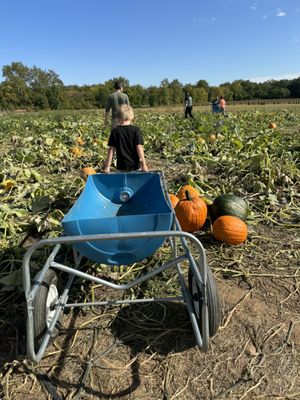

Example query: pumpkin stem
[185,190,192,200]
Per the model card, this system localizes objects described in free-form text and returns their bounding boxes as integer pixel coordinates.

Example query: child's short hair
[116,104,134,123]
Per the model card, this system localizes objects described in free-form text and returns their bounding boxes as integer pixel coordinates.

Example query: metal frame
[22,172,211,362]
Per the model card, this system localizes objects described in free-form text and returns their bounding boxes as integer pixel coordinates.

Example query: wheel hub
[46,284,59,327]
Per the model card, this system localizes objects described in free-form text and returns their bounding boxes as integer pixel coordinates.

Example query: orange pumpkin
[80,167,97,181]
[175,190,207,232]
[169,193,179,208]
[1,179,16,190]
[269,122,276,129]
[71,146,82,156]
[212,215,247,245]
[177,185,200,200]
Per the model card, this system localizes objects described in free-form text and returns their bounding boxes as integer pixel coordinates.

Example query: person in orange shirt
[219,96,226,115]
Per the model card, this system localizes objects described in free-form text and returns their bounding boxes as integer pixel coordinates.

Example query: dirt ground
[0,162,299,400]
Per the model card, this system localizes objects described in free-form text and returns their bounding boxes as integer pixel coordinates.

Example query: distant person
[105,81,130,127]
[184,92,193,118]
[212,97,220,113]
[103,104,148,173]
[219,96,226,115]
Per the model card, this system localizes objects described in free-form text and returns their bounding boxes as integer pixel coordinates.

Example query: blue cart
[22,171,220,362]
[212,102,221,113]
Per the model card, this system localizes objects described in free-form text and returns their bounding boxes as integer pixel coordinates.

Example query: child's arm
[103,146,115,173]
[136,144,148,172]
[104,97,111,125]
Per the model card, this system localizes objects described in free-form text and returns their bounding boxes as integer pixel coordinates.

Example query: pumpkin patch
[0,107,299,398]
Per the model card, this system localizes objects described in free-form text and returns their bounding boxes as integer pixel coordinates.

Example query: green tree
[169,79,183,105]
[147,86,160,106]
[159,87,171,105]
[128,84,146,107]
[104,77,130,92]
[2,62,31,107]
[196,79,209,92]
[160,78,170,88]
[208,86,222,102]
[95,84,110,108]
[193,87,208,103]
[0,82,19,109]
[229,80,248,100]
[1,62,65,109]
[28,67,64,109]
[288,77,300,98]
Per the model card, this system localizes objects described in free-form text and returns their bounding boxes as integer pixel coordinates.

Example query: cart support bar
[51,254,186,291]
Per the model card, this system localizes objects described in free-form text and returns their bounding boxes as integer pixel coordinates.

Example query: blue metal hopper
[62,172,173,265]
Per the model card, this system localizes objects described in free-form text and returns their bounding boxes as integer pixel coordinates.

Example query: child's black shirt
[108,125,144,171]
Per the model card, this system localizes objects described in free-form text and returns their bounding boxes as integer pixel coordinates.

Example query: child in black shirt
[103,105,148,173]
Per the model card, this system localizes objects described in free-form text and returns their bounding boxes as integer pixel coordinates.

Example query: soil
[0,161,299,400]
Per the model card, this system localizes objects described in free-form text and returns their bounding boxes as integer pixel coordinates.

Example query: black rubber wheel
[32,269,61,347]
[188,264,220,337]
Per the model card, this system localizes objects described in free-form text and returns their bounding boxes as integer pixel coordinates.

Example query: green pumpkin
[210,194,249,222]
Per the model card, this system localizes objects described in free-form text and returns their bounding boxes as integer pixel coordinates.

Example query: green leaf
[31,196,51,213]
[48,216,61,227]
[45,137,54,146]
[14,208,28,217]
[253,181,266,193]
[23,168,32,178]
[267,194,278,205]
[31,170,42,182]
[0,269,23,287]
[233,139,243,149]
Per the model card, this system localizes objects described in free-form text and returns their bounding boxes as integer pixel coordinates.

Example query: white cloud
[262,14,268,19]
[276,9,286,17]
[251,6,257,10]
[291,36,299,43]
[192,16,217,24]
[250,73,300,83]
[192,17,206,23]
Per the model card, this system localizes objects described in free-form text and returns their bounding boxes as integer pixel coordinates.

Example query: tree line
[1,62,300,110]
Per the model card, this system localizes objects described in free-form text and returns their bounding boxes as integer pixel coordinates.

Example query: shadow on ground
[110,301,196,355]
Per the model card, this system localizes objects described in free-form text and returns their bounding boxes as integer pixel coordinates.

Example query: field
[0,105,299,399]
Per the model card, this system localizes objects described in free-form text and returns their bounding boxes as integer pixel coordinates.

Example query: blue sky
[0,0,300,87]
